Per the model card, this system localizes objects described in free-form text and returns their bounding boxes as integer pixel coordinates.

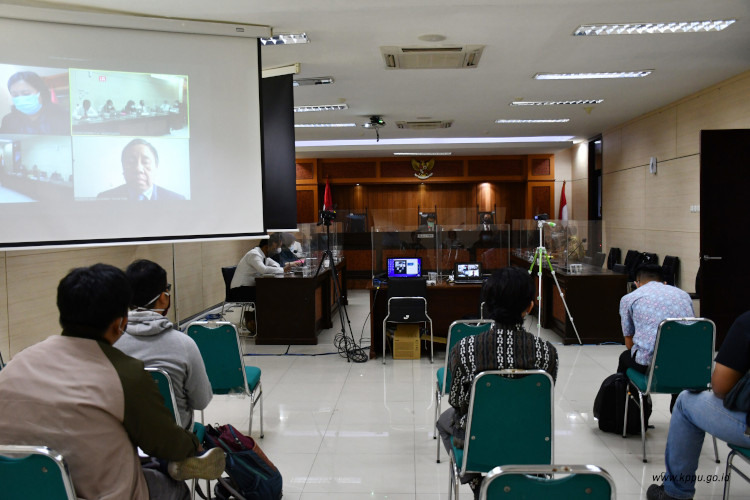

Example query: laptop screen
[387,257,422,278]
[455,262,483,280]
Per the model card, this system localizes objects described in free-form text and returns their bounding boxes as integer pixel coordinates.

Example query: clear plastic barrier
[512,219,604,270]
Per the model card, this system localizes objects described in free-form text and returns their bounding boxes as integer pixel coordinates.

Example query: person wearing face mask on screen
[114,259,212,431]
[0,71,69,135]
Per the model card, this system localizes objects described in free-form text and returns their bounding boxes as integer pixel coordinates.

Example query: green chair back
[440,320,494,394]
[460,370,554,474]
[186,322,247,395]
[648,318,715,394]
[146,367,181,427]
[479,465,615,500]
[0,445,77,500]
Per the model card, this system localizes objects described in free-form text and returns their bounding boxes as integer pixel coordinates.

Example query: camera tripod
[528,218,582,345]
[314,211,367,362]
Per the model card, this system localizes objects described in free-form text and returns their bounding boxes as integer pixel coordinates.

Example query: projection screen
[0,7,269,248]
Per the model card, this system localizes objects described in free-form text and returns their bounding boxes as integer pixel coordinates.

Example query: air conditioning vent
[381,45,484,69]
[395,120,453,130]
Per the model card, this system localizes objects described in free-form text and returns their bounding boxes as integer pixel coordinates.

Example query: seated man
[270,233,305,267]
[115,259,212,430]
[436,266,559,497]
[0,264,224,500]
[617,263,694,410]
[230,234,300,330]
[647,311,750,500]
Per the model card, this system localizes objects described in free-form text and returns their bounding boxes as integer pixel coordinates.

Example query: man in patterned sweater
[436,266,559,497]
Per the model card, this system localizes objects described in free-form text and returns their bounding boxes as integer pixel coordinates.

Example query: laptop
[387,257,422,278]
[454,262,485,284]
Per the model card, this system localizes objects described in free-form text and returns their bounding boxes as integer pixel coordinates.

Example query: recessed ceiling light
[293,77,334,87]
[511,99,604,106]
[393,152,453,156]
[574,20,736,36]
[534,71,652,80]
[293,104,349,112]
[294,123,357,128]
[495,119,570,124]
[260,33,309,45]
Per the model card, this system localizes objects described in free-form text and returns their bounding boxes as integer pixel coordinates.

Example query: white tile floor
[205,290,750,499]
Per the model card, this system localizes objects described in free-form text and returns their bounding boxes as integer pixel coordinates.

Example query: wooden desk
[255,260,346,345]
[511,255,628,344]
[369,281,483,359]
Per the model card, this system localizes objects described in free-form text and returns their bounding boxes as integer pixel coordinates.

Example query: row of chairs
[0,320,262,500]
[608,247,680,286]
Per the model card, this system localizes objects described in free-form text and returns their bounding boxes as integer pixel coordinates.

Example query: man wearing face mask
[115,259,212,431]
[0,70,70,135]
[0,263,225,500]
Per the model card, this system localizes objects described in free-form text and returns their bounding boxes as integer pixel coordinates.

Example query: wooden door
[700,130,750,347]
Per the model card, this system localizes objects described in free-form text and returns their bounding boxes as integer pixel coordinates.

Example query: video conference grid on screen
[387,257,422,278]
[0,63,190,204]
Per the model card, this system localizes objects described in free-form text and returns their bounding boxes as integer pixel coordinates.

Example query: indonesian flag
[558,180,568,221]
[323,177,333,211]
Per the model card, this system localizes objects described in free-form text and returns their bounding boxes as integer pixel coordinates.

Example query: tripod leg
[543,251,583,345]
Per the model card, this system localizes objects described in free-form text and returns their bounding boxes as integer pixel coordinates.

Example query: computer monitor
[454,262,483,282]
[387,257,422,278]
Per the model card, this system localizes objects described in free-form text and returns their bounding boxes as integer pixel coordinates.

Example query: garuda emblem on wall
[411,158,435,180]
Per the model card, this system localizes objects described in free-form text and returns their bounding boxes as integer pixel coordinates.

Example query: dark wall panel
[261,73,297,229]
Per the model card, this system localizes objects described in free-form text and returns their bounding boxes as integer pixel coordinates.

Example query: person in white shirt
[73,99,99,120]
[229,234,300,302]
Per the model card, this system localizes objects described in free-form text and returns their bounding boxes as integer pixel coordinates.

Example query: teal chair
[478,464,615,500]
[146,367,207,498]
[0,445,77,499]
[435,319,494,463]
[723,444,750,499]
[186,321,264,438]
[624,317,718,463]
[448,369,554,500]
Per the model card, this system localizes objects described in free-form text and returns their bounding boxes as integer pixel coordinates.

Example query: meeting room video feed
[69,69,189,138]
[0,63,191,203]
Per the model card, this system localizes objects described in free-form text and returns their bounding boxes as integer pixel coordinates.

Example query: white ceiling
[11,0,750,158]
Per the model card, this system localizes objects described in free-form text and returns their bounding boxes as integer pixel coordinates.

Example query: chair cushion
[451,440,463,470]
[437,367,445,393]
[245,366,262,391]
[192,422,206,444]
[626,368,648,393]
[730,444,750,458]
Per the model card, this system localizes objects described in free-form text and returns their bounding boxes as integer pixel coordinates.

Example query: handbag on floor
[204,424,283,500]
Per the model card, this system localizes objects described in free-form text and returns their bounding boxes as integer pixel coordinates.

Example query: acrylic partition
[371,222,510,282]
[295,222,342,275]
[511,219,604,270]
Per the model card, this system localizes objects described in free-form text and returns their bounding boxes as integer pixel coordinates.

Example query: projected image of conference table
[72,112,176,136]
[254,259,346,345]
[368,281,484,359]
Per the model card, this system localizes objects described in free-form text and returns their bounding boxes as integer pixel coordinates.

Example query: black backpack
[593,373,652,435]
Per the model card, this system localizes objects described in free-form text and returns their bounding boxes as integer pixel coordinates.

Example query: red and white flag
[558,180,568,221]
[323,177,333,211]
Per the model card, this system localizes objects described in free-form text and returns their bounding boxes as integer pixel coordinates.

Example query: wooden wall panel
[296,188,316,223]
[643,156,699,233]
[571,179,588,221]
[200,239,254,315]
[173,242,203,322]
[295,160,315,182]
[675,74,750,157]
[320,161,376,179]
[526,182,553,219]
[602,167,645,230]
[467,158,524,178]
[620,108,677,169]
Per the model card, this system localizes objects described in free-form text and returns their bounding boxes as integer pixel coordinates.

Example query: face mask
[12,93,42,115]
[118,317,126,335]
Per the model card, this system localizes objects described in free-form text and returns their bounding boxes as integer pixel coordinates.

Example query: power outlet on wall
[689,205,701,213]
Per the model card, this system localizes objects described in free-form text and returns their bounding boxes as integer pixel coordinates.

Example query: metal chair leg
[622,385,630,438]
[259,383,264,439]
[428,318,434,363]
[382,319,388,364]
[713,436,720,463]
[638,391,647,463]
